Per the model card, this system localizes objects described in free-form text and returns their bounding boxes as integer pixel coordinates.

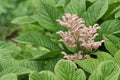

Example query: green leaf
[29,71,56,80]
[114,50,120,66]
[108,0,120,4]
[102,2,120,20]
[0,57,43,74]
[75,51,114,73]
[55,59,86,80]
[14,31,60,50]
[89,61,120,80]
[11,16,36,25]
[0,74,17,80]
[115,10,120,19]
[32,0,57,7]
[65,0,86,16]
[45,58,60,72]
[0,41,21,54]
[87,0,97,3]
[83,0,108,26]
[32,50,61,60]
[104,35,120,55]
[34,1,62,31]
[56,0,71,7]
[97,20,120,40]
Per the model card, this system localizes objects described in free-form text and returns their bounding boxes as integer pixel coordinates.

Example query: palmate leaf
[65,0,86,16]
[29,71,56,80]
[83,0,108,26]
[14,31,60,50]
[11,16,36,25]
[104,35,120,56]
[97,20,120,40]
[34,0,62,31]
[0,74,17,80]
[89,61,120,80]
[55,59,86,80]
[75,51,114,73]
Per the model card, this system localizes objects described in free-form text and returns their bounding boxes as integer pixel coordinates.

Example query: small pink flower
[56,13,104,61]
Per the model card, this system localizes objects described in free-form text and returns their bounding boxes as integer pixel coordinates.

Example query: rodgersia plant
[56,13,104,60]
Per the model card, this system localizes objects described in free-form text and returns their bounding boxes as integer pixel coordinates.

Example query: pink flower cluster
[56,13,104,60]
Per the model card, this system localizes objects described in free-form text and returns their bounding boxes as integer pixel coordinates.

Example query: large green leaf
[0,74,17,80]
[83,0,108,26]
[75,51,114,73]
[89,61,120,80]
[97,20,120,40]
[65,0,86,16]
[102,2,120,20]
[34,1,62,31]
[114,50,120,66]
[14,31,60,50]
[29,71,56,80]
[104,35,120,55]
[11,16,36,25]
[55,59,86,80]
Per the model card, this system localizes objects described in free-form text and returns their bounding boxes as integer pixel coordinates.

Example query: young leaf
[13,31,60,50]
[55,59,86,80]
[11,16,36,25]
[97,20,120,40]
[29,71,56,80]
[75,51,114,73]
[89,61,120,80]
[83,0,108,26]
[104,35,120,56]
[65,0,86,16]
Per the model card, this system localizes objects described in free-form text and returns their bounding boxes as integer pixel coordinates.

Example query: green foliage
[89,61,120,80]
[14,31,60,50]
[83,0,108,26]
[104,35,120,55]
[1,0,120,80]
[75,51,114,73]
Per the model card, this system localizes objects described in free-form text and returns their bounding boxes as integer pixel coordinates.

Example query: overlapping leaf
[14,31,60,50]
[97,20,120,40]
[104,35,120,55]
[83,0,108,26]
[65,0,86,16]
[89,61,120,80]
[75,51,114,73]
[55,59,86,80]
[11,16,36,25]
